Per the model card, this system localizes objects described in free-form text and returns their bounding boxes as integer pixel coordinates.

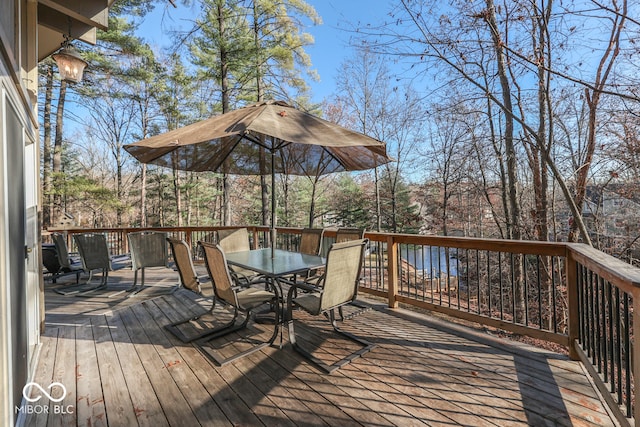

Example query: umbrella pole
[271,149,276,259]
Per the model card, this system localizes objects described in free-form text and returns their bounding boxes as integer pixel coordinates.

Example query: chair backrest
[128,231,168,270]
[319,239,368,313]
[42,245,61,273]
[52,233,73,270]
[335,228,365,243]
[74,233,112,271]
[218,228,251,253]
[299,228,324,256]
[199,242,237,307]
[167,237,200,292]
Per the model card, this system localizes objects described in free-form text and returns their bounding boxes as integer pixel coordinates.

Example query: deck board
[102,310,168,427]
[74,323,106,427]
[25,269,618,426]
[91,315,139,427]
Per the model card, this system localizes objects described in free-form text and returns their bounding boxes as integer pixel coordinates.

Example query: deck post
[566,248,579,361]
[387,235,398,308]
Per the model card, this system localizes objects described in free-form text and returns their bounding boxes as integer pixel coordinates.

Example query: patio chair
[333,228,368,319]
[44,233,82,284]
[299,228,324,255]
[217,228,252,252]
[217,228,262,286]
[164,237,217,342]
[127,231,173,297]
[286,228,324,285]
[335,227,365,243]
[166,237,203,293]
[196,242,279,366]
[286,238,376,374]
[54,233,113,295]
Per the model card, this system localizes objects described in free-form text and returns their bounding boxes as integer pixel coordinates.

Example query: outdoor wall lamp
[52,35,87,83]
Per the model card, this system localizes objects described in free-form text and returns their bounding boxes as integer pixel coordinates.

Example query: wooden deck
[24,267,617,426]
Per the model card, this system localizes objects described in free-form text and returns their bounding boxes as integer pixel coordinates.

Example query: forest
[40,0,640,261]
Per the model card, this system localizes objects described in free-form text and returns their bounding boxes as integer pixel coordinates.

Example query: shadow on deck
[24,267,616,426]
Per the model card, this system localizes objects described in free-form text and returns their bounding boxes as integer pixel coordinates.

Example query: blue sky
[137,0,390,103]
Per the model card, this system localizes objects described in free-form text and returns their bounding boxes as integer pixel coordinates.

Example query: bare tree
[85,91,137,226]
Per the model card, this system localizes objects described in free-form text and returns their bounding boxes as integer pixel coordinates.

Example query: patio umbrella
[124,100,392,256]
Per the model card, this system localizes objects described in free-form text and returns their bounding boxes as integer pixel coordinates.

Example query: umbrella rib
[320,146,349,172]
[242,132,272,150]
[242,133,292,152]
[202,134,246,172]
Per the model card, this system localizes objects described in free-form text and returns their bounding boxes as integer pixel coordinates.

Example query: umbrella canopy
[124,100,392,255]
[124,100,391,176]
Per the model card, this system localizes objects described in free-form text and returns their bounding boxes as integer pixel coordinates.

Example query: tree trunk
[42,64,54,229]
[485,0,524,322]
[173,169,182,227]
[116,148,123,226]
[308,177,318,228]
[568,1,625,244]
[218,0,231,226]
[53,79,67,223]
[140,164,147,227]
[186,173,193,225]
[252,1,270,229]
[260,150,269,226]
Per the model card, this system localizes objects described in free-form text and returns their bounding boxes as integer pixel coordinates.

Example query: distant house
[581,184,640,253]
[1,2,114,426]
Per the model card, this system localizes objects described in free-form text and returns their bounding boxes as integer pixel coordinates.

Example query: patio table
[225,248,325,299]
[225,248,326,343]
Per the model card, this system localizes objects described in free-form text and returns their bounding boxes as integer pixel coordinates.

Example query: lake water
[400,246,458,278]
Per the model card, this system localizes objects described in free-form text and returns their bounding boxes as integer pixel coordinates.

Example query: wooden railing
[48,225,639,425]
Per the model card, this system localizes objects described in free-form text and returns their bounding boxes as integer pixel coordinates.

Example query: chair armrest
[290,281,321,293]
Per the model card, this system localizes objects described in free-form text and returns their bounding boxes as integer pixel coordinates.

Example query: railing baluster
[551,256,558,334]
[600,276,607,381]
[487,250,492,317]
[623,294,631,417]
[465,248,470,312]
[510,252,515,322]
[498,251,504,320]
[537,256,543,330]
[524,254,529,327]
[475,250,479,314]
[606,279,613,386]
[566,252,579,361]
[387,235,398,309]
[456,248,461,310]
[595,273,602,373]
[615,286,621,400]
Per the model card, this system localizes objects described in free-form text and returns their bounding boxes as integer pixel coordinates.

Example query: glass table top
[225,248,325,278]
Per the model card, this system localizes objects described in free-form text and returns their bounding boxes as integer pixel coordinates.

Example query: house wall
[0,1,41,426]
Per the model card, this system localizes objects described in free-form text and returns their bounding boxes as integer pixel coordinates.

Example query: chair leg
[127,268,145,297]
[337,301,371,321]
[197,298,279,366]
[76,269,110,296]
[54,268,108,296]
[166,301,238,343]
[289,307,376,374]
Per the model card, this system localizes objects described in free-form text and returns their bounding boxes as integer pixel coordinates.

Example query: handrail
[46,225,640,425]
[566,243,640,425]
